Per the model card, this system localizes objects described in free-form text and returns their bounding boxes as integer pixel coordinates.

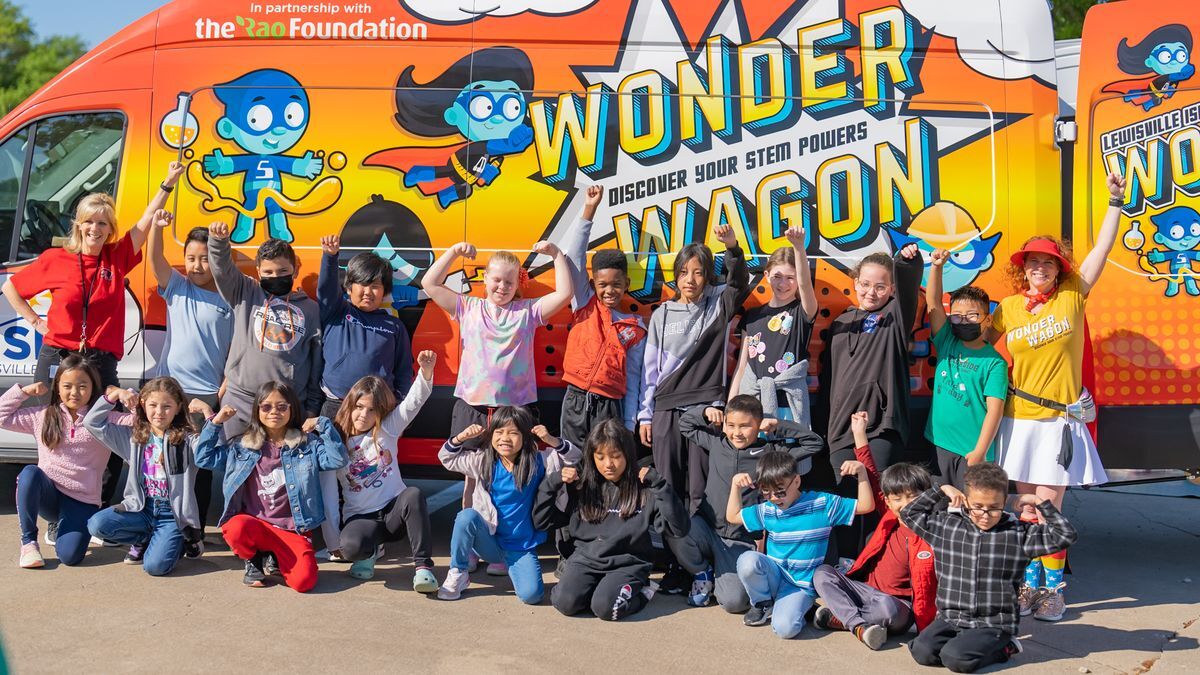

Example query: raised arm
[421,242,475,315]
[129,162,185,250]
[728,338,749,404]
[713,224,750,303]
[785,226,818,320]
[317,236,346,324]
[147,209,176,291]
[849,411,885,513]
[1078,172,1126,294]
[894,243,924,332]
[925,248,949,336]
[438,425,485,477]
[563,185,603,312]
[532,240,573,319]
[206,222,253,307]
[382,351,434,437]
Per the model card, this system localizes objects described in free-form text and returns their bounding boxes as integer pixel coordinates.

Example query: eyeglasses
[966,507,1004,517]
[948,312,983,324]
[455,90,526,122]
[854,280,890,295]
[760,487,791,500]
[258,402,291,413]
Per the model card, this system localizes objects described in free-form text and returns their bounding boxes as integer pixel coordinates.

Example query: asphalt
[0,463,1196,674]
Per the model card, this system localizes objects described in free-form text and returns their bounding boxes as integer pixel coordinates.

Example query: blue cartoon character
[887,201,1000,292]
[364,47,535,209]
[203,69,324,242]
[1102,24,1195,111]
[1135,206,1200,297]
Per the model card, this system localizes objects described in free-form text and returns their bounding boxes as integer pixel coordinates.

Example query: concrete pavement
[0,464,1196,674]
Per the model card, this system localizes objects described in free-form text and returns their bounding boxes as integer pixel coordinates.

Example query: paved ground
[0,463,1196,674]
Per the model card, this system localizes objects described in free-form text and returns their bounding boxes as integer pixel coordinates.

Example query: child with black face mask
[207,222,324,439]
[923,249,1008,491]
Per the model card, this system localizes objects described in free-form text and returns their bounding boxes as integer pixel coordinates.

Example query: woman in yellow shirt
[986,171,1125,623]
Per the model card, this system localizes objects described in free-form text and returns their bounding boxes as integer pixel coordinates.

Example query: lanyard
[77,249,104,351]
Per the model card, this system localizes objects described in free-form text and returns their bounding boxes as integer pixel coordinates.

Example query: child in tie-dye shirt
[422,239,574,573]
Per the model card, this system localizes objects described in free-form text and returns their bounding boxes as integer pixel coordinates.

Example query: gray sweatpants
[666,515,752,613]
[812,564,914,633]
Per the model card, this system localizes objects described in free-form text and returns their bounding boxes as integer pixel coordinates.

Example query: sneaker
[184,539,204,559]
[486,561,508,576]
[641,580,659,602]
[1003,637,1024,660]
[349,557,376,580]
[554,556,567,580]
[1034,588,1065,622]
[659,564,690,595]
[328,549,348,563]
[91,536,121,547]
[43,522,57,547]
[413,567,439,594]
[853,624,887,651]
[744,600,774,627]
[243,555,267,587]
[611,584,635,621]
[19,542,45,569]
[687,569,714,607]
[124,544,146,565]
[1018,584,1042,616]
[437,568,471,600]
[467,551,480,573]
[813,605,846,631]
[263,552,281,577]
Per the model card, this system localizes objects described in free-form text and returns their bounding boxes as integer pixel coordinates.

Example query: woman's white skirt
[995,415,1108,487]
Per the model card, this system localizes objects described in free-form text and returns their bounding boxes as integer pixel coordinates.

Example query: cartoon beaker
[160,93,199,149]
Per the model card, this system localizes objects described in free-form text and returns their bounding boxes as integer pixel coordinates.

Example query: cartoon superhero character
[1102,24,1195,111]
[336,195,433,338]
[364,47,535,209]
[1143,206,1200,297]
[886,201,1000,292]
[203,69,324,243]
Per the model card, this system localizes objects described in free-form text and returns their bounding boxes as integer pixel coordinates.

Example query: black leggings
[551,560,651,621]
[910,616,1014,673]
[34,345,124,506]
[338,486,433,569]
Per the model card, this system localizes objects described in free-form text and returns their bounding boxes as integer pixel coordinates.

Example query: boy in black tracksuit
[666,395,824,611]
[534,449,689,621]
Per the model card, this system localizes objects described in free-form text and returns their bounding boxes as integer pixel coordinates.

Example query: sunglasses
[258,402,291,413]
[760,485,792,500]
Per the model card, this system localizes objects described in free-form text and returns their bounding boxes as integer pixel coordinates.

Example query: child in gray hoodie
[207,223,323,438]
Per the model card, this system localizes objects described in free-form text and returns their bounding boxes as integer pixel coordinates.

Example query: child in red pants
[194,382,348,591]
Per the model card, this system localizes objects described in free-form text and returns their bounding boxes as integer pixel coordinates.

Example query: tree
[0,0,86,116]
[1053,0,1099,41]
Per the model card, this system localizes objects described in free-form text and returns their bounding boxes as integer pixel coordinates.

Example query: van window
[15,112,125,261]
[0,128,28,258]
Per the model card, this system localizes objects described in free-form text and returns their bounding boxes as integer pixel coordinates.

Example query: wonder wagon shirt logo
[1008,314,1072,350]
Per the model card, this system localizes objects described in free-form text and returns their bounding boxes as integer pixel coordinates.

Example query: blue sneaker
[687,568,714,607]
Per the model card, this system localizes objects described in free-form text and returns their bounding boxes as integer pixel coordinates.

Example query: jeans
[16,465,97,566]
[88,499,184,576]
[736,551,816,639]
[450,508,543,604]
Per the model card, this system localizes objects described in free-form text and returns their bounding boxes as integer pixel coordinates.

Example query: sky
[17,0,168,48]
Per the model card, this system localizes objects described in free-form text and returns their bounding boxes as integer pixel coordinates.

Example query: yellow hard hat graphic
[907,202,979,247]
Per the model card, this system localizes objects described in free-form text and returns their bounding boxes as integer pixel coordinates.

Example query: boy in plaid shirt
[900,463,1077,672]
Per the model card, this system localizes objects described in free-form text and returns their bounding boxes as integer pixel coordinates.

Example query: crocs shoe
[413,567,438,593]
[349,557,376,580]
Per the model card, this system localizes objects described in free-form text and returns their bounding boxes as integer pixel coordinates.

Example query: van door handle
[83,163,113,191]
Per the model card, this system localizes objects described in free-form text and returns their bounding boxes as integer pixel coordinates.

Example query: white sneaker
[437,568,471,600]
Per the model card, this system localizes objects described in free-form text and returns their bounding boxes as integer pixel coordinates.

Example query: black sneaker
[1002,637,1023,661]
[184,538,204,559]
[263,552,281,577]
[124,544,146,565]
[744,601,774,626]
[243,554,267,587]
[658,564,690,595]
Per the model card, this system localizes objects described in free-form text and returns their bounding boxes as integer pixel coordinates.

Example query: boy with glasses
[727,450,874,639]
[924,249,1009,490]
[901,463,1077,672]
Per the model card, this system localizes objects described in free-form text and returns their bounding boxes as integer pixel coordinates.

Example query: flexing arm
[0,384,45,434]
[421,242,475,315]
[786,226,818,320]
[926,249,949,335]
[533,241,574,319]
[83,390,135,462]
[531,469,571,531]
[899,487,949,544]
[1018,496,1079,558]
[646,467,690,537]
[678,405,728,455]
[438,425,485,477]
[726,473,755,527]
[1079,172,1126,294]
[147,209,176,291]
[129,162,185,250]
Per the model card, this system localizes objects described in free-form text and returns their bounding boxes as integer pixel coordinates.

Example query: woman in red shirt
[2,161,184,505]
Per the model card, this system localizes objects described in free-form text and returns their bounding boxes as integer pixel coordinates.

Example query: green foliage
[1053,0,1096,41]
[0,0,86,117]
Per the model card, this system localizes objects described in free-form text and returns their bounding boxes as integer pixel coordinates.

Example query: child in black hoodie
[534,419,689,621]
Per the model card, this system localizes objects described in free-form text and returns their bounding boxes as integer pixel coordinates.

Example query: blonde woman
[2,161,184,509]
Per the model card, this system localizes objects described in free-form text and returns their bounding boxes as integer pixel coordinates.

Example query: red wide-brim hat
[1010,238,1072,274]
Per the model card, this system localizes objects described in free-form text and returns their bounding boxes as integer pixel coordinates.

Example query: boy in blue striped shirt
[727,450,874,638]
